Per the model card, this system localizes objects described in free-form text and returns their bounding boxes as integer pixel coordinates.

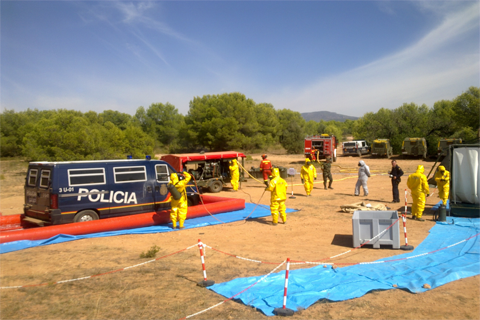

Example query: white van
[342,140,370,156]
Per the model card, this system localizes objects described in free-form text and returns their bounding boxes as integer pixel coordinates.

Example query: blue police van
[23,157,199,225]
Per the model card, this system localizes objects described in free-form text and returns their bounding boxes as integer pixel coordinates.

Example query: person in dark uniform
[321,155,334,190]
[389,160,404,203]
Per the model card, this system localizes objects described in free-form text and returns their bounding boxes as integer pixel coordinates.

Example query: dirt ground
[0,152,479,320]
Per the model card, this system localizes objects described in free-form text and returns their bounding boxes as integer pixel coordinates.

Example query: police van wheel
[74,210,99,223]
[209,181,223,193]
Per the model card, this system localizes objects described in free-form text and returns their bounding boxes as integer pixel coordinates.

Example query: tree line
[1,87,478,161]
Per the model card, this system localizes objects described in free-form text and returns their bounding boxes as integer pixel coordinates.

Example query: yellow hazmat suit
[266,168,288,225]
[169,172,192,229]
[407,165,430,220]
[300,158,317,196]
[229,159,239,191]
[435,166,450,205]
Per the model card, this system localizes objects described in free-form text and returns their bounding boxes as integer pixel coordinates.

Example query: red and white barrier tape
[203,217,400,266]
[181,260,286,320]
[180,232,480,319]
[3,231,479,291]
[0,244,198,290]
[402,189,410,246]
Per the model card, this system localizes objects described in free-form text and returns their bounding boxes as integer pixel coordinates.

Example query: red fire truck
[304,134,338,162]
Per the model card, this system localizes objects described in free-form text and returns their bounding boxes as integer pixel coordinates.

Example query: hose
[236,161,268,185]
[187,173,226,224]
[187,170,269,225]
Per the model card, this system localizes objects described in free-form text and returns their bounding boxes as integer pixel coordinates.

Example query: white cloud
[269,2,480,116]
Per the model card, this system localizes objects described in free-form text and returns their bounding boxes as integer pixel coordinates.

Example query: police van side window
[28,169,38,186]
[40,170,51,188]
[114,166,147,183]
[69,168,106,186]
[155,165,169,182]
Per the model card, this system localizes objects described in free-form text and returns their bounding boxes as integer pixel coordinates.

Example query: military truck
[371,139,393,158]
[401,137,427,159]
[438,138,462,157]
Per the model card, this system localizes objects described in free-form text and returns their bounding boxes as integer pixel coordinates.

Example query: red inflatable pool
[0,195,245,244]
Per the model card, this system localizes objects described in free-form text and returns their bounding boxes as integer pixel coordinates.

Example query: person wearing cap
[407,165,430,221]
[169,172,192,229]
[321,155,334,189]
[435,165,450,206]
[266,167,288,225]
[229,159,239,191]
[300,158,317,196]
[260,154,272,187]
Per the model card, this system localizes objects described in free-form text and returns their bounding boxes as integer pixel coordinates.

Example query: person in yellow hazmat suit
[266,167,288,226]
[300,158,317,196]
[229,159,239,191]
[407,165,430,221]
[435,165,450,206]
[169,172,192,229]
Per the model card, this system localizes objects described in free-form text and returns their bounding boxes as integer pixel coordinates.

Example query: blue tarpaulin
[1,203,295,254]
[209,217,480,316]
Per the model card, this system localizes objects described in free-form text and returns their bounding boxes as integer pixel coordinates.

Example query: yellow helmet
[305,158,310,163]
[439,165,445,172]
[416,165,424,174]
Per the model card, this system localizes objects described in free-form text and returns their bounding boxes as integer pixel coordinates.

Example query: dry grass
[0,247,278,320]
[0,159,28,190]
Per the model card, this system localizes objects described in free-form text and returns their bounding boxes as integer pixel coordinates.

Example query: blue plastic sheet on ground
[0,203,295,254]
[209,217,480,316]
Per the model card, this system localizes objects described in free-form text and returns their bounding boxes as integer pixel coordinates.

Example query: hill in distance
[301,111,358,122]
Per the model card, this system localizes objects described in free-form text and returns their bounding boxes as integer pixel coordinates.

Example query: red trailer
[304,134,338,162]
[160,151,246,193]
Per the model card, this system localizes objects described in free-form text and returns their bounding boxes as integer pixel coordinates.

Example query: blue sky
[1,1,479,117]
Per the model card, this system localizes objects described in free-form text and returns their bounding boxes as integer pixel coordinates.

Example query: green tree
[304,120,318,136]
[182,93,271,151]
[99,110,133,130]
[253,103,279,149]
[138,103,185,151]
[452,86,480,130]
[123,124,155,158]
[324,124,343,143]
[0,109,48,157]
[276,109,305,154]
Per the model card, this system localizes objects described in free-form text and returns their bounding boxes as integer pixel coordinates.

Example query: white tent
[451,145,480,205]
